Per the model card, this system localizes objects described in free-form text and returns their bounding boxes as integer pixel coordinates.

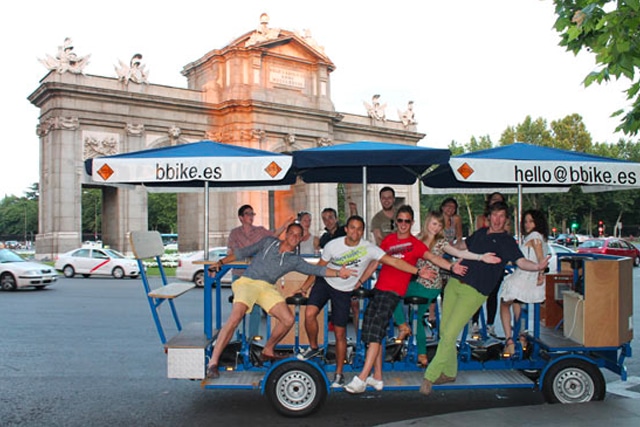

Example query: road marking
[607,376,640,399]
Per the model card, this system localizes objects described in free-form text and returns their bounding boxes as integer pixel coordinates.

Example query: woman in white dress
[499,209,548,355]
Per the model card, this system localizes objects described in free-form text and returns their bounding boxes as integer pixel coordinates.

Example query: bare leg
[303,305,320,349]
[263,301,294,356]
[334,325,347,375]
[209,302,248,367]
[357,342,381,381]
[372,342,383,381]
[512,302,522,333]
[500,299,513,340]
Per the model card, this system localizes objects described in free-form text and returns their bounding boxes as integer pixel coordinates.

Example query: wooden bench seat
[148,282,195,299]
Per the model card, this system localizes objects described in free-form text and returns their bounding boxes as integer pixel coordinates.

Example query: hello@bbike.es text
[155,163,222,181]
[513,165,637,185]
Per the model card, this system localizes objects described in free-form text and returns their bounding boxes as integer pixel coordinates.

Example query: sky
[0,0,631,198]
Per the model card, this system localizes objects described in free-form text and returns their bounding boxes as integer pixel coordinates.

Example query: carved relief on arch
[82,131,119,160]
[316,137,332,147]
[125,123,145,136]
[37,116,80,136]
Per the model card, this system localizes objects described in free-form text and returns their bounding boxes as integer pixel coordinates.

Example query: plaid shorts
[361,289,401,344]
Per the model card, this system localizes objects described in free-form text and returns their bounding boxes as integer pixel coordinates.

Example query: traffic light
[571,220,579,230]
[598,220,604,236]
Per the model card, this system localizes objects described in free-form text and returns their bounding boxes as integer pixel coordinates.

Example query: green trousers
[393,281,441,356]
[424,278,486,381]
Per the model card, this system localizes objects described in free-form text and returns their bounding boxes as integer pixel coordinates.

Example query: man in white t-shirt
[296,215,434,388]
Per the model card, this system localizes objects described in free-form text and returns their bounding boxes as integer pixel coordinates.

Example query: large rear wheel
[264,361,327,417]
[542,358,605,404]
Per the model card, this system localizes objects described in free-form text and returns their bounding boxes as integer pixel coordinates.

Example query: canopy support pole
[362,166,368,237]
[204,181,209,260]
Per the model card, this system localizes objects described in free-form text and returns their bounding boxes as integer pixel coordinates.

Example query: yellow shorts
[231,276,285,314]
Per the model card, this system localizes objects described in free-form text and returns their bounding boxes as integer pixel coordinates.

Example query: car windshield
[580,240,604,248]
[104,249,126,259]
[0,248,26,263]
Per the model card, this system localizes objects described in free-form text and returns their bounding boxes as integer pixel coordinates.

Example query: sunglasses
[396,218,412,224]
[243,212,256,216]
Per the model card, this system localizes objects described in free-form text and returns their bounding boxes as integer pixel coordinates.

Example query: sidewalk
[378,396,640,427]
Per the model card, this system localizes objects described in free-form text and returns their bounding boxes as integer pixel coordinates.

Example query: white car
[55,247,140,279]
[176,247,232,287]
[547,242,576,274]
[0,248,58,291]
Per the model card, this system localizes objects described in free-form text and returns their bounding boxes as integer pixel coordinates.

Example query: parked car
[176,247,231,287]
[547,242,577,274]
[55,248,140,279]
[0,248,58,291]
[576,237,640,266]
[554,233,578,247]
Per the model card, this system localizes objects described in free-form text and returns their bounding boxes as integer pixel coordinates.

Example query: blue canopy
[292,141,450,184]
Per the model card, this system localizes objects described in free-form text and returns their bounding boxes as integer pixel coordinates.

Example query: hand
[207,261,222,276]
[296,287,308,296]
[418,266,437,280]
[338,265,358,279]
[481,252,501,264]
[538,255,551,271]
[452,261,468,276]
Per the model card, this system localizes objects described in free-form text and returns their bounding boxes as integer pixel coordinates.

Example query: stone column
[101,124,148,253]
[35,116,82,259]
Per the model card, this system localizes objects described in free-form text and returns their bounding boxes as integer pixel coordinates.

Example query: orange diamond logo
[265,161,282,178]
[457,162,475,180]
[97,164,115,181]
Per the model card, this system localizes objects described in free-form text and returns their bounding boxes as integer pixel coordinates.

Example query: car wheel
[194,270,205,288]
[112,267,125,279]
[1,273,18,291]
[63,265,75,278]
[542,358,605,404]
[634,256,640,267]
[265,361,327,417]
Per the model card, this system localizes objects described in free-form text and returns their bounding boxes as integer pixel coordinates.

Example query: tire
[542,358,605,404]
[194,270,204,288]
[265,361,327,417]
[112,267,125,279]
[63,265,75,278]
[1,273,18,291]
[634,256,639,267]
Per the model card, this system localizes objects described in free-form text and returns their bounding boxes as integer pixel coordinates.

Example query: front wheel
[112,267,125,279]
[634,256,640,267]
[542,358,605,404]
[1,273,18,291]
[264,361,327,417]
[63,265,75,278]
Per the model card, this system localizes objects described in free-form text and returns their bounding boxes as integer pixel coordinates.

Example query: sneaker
[487,324,496,337]
[296,347,322,360]
[366,376,384,391]
[345,376,367,394]
[331,373,345,388]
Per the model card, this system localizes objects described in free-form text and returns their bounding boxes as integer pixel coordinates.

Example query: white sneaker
[344,376,367,394]
[331,373,345,388]
[366,376,384,391]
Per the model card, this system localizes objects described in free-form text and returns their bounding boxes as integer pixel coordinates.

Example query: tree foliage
[553,0,640,135]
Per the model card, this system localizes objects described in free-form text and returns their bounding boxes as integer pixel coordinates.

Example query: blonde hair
[420,210,445,246]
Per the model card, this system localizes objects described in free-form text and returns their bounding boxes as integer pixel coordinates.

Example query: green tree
[82,189,102,240]
[553,0,640,135]
[550,113,593,151]
[499,116,553,146]
[148,193,177,233]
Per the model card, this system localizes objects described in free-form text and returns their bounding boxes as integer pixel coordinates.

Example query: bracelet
[415,267,420,275]
[477,254,482,261]
[449,263,454,271]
